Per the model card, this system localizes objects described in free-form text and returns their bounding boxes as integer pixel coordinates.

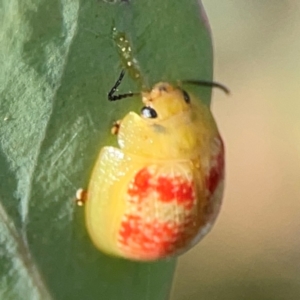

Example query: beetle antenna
[182,80,230,95]
[108,70,140,101]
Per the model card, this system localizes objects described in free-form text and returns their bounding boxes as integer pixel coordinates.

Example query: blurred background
[171,1,300,299]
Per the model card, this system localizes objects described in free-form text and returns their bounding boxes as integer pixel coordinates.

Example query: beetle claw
[75,188,87,206]
[111,120,122,135]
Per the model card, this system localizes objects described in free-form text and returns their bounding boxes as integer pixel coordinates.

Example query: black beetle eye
[141,106,158,119]
[182,89,190,104]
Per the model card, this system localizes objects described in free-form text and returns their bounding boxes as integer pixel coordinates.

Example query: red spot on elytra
[176,181,194,207]
[127,167,195,206]
[206,138,225,194]
[121,166,198,259]
[118,214,193,260]
[156,176,194,207]
[128,168,151,198]
[156,176,175,202]
[119,215,142,242]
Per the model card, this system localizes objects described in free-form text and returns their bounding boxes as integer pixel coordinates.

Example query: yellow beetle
[77,71,228,261]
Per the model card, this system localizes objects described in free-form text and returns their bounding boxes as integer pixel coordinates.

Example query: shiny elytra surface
[85,83,224,261]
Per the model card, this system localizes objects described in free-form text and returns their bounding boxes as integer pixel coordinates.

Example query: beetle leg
[111,120,122,135]
[75,188,87,206]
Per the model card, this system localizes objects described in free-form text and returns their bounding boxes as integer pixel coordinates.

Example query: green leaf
[0,0,212,299]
